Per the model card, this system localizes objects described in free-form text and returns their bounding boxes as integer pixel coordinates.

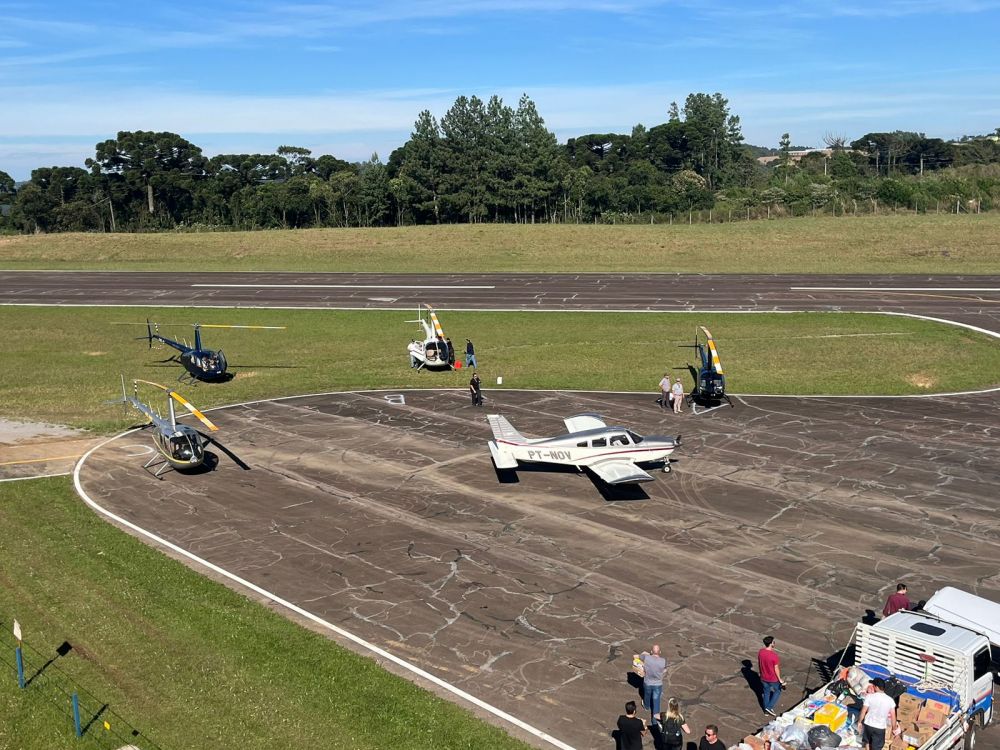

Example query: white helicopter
[487,413,681,485]
[406,304,455,370]
[114,377,219,477]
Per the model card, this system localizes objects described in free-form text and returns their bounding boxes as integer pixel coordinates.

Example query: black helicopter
[679,326,733,409]
[136,320,285,383]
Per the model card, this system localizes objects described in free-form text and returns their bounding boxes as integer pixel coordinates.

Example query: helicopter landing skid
[142,453,174,479]
[690,400,731,417]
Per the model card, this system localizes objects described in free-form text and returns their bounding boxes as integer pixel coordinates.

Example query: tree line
[2,92,999,233]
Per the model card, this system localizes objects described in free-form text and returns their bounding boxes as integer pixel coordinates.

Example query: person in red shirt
[757,635,786,716]
[883,583,912,617]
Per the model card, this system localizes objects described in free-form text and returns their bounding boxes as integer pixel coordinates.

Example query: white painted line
[0,471,72,483]
[190,284,496,289]
[791,287,1000,292]
[73,432,578,750]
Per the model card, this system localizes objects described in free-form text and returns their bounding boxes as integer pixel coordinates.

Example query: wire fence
[1,623,164,750]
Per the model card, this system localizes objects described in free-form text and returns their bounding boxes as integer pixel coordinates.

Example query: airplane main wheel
[662,463,671,474]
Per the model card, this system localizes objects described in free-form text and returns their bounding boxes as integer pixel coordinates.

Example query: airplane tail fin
[487,414,526,443]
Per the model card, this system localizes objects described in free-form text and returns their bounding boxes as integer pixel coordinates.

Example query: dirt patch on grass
[905,373,938,389]
[0,420,103,479]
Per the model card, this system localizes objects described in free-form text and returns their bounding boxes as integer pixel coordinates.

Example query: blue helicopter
[137,320,285,383]
[679,326,733,409]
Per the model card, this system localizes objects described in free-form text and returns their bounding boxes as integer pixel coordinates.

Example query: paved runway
[3,270,1000,332]
[10,269,997,749]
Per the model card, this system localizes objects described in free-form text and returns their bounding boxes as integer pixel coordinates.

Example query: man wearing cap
[859,677,898,750]
[670,378,685,414]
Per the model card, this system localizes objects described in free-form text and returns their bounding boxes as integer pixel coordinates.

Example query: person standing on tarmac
[469,371,483,406]
[671,378,685,414]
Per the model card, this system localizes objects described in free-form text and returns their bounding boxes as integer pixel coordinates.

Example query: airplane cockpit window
[217,351,228,370]
[609,434,629,446]
[576,441,587,447]
[626,430,644,444]
[591,437,606,447]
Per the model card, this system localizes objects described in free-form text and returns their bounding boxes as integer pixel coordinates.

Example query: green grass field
[3,306,998,430]
[2,213,999,274]
[0,477,532,750]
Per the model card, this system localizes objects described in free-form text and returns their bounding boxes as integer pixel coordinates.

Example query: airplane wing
[588,459,654,485]
[563,413,607,433]
[487,414,526,443]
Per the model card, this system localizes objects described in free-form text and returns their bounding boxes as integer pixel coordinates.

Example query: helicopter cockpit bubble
[167,430,201,463]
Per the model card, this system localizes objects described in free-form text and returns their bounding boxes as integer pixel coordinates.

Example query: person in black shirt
[699,724,724,750]
[469,371,483,406]
[446,337,455,366]
[465,338,477,368]
[616,701,646,750]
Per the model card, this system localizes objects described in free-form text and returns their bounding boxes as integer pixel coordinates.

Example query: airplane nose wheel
[662,462,671,474]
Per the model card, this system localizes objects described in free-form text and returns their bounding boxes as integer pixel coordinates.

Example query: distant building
[757,148,851,166]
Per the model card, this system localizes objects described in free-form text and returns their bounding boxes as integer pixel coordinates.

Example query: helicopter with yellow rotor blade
[133,320,286,383]
[115,378,221,477]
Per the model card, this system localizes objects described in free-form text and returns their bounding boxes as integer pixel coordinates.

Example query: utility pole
[108,198,116,233]
[919,154,924,178]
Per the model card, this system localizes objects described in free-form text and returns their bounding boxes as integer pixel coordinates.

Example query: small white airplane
[487,413,681,485]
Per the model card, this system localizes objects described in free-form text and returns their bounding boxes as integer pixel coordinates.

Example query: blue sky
[2,0,999,179]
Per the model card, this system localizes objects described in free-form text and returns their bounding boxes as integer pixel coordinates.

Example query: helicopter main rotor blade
[199,432,251,470]
[133,380,219,432]
[167,392,219,432]
[196,324,286,330]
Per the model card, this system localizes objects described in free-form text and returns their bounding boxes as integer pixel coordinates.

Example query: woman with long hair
[658,698,690,750]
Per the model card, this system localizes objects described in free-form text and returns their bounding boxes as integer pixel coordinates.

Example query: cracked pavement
[77,386,1000,749]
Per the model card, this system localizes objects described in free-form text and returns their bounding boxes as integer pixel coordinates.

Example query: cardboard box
[902,722,935,746]
[898,694,924,715]
[917,706,948,729]
[923,698,950,714]
[742,735,765,750]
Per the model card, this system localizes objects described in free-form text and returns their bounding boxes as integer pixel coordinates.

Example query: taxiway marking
[190,283,496,289]
[0,453,80,467]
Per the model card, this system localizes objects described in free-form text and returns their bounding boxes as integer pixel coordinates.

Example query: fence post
[16,646,25,689]
[72,693,82,737]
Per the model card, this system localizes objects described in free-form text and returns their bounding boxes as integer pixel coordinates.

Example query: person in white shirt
[658,374,671,409]
[859,678,898,750]
[408,340,423,368]
[671,378,685,414]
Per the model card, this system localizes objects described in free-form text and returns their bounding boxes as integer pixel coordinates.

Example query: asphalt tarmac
[77,387,1000,749]
[7,270,998,749]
